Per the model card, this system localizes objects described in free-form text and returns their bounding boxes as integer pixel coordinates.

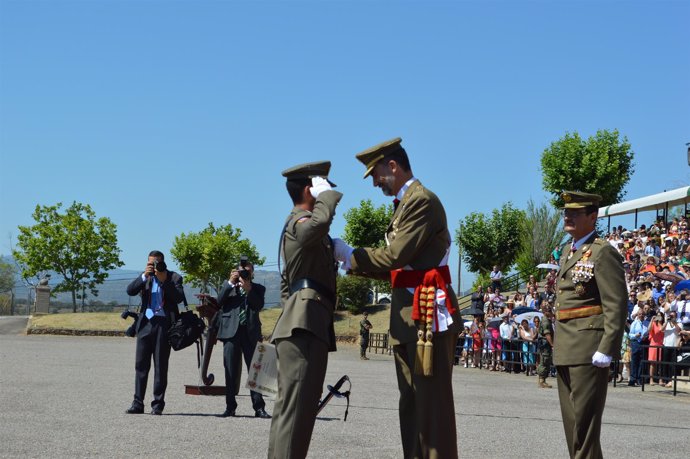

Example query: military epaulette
[593,238,606,245]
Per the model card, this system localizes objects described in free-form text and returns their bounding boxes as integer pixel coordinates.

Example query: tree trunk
[72,290,77,313]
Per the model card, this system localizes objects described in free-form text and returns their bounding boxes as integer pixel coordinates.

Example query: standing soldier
[267,161,341,459]
[333,138,460,459]
[537,305,555,388]
[553,191,627,459]
[360,311,373,360]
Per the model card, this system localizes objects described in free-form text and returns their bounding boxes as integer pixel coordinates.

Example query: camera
[153,260,167,273]
[121,310,139,338]
[238,256,250,280]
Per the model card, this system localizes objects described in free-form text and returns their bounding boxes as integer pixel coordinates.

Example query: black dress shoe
[126,404,144,414]
[151,408,163,415]
[221,409,236,418]
[255,408,271,419]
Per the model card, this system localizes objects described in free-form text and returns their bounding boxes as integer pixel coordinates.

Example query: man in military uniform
[334,138,459,459]
[553,191,627,459]
[536,304,554,388]
[267,161,341,459]
[360,311,373,360]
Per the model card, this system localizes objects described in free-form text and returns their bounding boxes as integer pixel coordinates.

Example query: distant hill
[2,256,283,308]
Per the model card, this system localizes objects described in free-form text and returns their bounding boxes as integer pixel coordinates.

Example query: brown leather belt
[556,305,603,321]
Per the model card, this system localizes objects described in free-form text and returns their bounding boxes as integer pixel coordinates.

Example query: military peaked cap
[281,160,336,186]
[561,190,602,209]
[355,137,405,178]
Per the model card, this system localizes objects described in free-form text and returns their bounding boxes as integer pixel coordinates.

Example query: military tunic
[554,233,627,459]
[267,189,342,459]
[350,180,459,459]
[360,317,372,357]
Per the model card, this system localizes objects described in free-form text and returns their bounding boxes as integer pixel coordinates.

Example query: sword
[316,375,351,421]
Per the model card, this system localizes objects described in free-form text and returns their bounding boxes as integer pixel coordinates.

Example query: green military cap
[281,160,336,186]
[355,137,404,178]
[561,190,602,209]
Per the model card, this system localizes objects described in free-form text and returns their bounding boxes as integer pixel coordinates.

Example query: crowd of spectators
[457,216,690,388]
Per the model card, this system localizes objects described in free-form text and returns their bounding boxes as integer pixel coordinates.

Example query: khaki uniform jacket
[350,180,459,345]
[553,233,627,366]
[270,189,342,351]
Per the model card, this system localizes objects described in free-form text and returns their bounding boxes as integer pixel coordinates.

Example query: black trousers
[222,325,265,412]
[133,316,171,411]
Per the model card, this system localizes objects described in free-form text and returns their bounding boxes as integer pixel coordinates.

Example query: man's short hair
[149,250,165,260]
[383,148,411,173]
[286,178,311,204]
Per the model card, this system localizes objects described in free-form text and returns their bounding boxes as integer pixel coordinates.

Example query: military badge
[572,245,594,296]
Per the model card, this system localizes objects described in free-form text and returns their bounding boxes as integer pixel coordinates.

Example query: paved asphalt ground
[1,317,688,459]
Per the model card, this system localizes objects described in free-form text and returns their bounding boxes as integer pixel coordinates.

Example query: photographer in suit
[125,250,185,415]
[216,258,270,418]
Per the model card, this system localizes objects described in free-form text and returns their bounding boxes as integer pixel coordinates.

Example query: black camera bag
[168,298,206,351]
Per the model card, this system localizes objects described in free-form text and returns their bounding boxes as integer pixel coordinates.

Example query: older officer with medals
[334,138,460,459]
[553,191,627,459]
[267,161,341,459]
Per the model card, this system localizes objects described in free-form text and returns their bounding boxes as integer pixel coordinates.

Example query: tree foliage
[0,259,16,293]
[170,222,265,295]
[515,199,567,279]
[342,199,394,301]
[336,274,370,314]
[541,129,635,207]
[342,199,393,249]
[455,203,524,274]
[12,202,123,312]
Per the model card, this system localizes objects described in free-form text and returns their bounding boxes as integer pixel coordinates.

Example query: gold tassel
[414,290,428,375]
[423,286,435,377]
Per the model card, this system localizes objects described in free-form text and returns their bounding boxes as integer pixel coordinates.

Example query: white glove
[310,177,332,198]
[332,238,353,270]
[592,351,612,368]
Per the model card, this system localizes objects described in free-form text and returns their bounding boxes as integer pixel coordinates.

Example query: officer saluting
[553,191,627,459]
[267,161,342,459]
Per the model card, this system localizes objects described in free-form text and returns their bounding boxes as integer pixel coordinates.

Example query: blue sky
[1,0,688,292]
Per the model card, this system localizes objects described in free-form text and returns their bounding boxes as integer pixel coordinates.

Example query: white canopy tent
[598,186,690,229]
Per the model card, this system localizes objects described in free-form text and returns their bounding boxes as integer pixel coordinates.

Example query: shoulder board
[593,238,606,245]
[296,216,310,223]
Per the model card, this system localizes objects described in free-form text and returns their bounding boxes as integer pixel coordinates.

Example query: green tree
[455,203,524,275]
[12,202,124,312]
[170,222,265,295]
[336,274,370,314]
[515,199,567,279]
[341,199,394,303]
[0,259,15,294]
[541,129,635,207]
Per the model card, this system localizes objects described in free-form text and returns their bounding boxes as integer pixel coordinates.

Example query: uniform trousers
[267,330,328,459]
[221,325,265,412]
[556,364,609,459]
[393,327,458,459]
[133,316,171,411]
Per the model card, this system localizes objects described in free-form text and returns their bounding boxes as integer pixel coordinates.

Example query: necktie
[568,241,576,260]
[238,288,247,325]
[239,305,247,326]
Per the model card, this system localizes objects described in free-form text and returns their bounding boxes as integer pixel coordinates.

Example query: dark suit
[126,271,185,412]
[216,280,266,412]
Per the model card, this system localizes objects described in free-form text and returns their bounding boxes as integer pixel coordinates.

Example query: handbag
[168,296,206,351]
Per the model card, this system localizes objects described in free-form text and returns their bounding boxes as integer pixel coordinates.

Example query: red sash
[390,265,456,321]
